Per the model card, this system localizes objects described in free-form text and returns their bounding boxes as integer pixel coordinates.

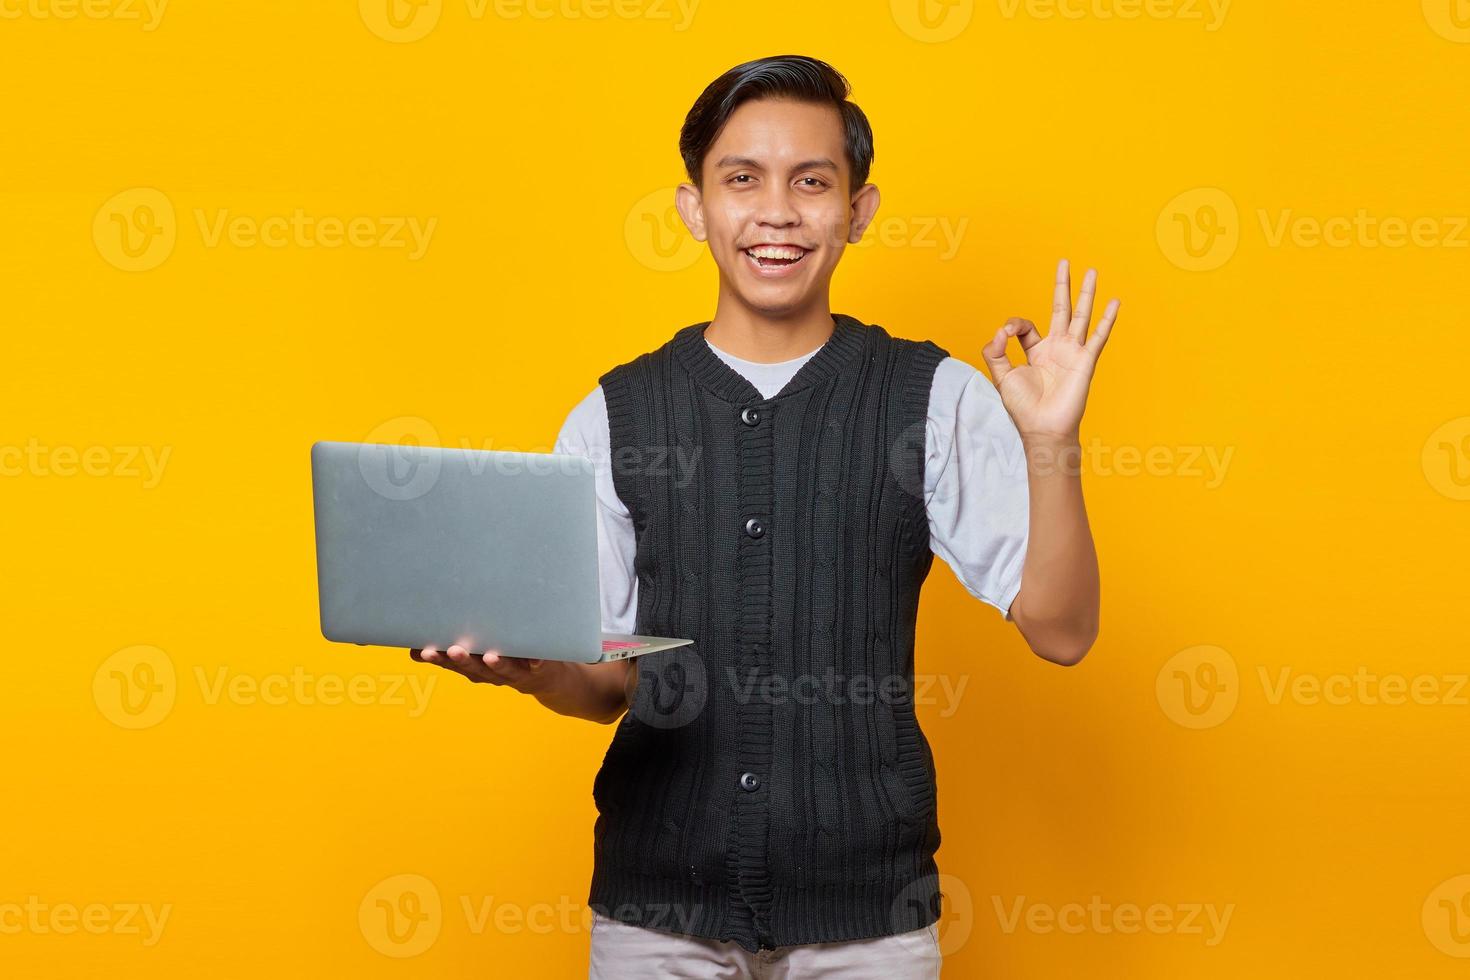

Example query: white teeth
[745,245,806,260]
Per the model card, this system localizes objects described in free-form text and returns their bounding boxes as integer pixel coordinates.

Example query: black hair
[679,55,875,193]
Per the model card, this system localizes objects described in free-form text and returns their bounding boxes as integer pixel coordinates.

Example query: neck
[704,293,836,363]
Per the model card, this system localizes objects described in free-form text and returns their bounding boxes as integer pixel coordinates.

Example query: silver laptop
[310,441,692,663]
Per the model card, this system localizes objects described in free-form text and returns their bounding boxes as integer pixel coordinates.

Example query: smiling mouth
[743,244,811,269]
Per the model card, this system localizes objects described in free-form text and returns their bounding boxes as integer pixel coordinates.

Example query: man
[412,54,1118,978]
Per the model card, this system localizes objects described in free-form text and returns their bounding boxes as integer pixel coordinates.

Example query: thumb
[981,324,1014,388]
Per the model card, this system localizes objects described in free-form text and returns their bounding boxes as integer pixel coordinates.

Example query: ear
[848,182,880,244]
[674,182,707,242]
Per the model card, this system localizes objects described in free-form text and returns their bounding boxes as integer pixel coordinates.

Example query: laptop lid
[311,441,603,661]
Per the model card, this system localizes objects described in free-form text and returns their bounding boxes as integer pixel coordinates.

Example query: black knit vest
[589,314,951,952]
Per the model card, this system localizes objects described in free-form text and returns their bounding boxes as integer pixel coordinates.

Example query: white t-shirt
[554,337,1031,633]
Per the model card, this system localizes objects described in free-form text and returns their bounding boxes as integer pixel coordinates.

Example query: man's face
[676,97,878,319]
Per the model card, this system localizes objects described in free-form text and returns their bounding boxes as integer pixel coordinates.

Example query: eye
[797,177,829,189]
[727,173,755,185]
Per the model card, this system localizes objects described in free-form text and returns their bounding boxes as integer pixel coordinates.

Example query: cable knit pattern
[590,314,949,952]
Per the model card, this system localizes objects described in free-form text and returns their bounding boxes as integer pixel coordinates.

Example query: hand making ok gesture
[981,259,1120,441]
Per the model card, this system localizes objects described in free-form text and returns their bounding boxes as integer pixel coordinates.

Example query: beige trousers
[588,912,942,979]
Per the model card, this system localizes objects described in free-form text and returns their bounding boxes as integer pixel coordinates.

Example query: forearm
[527,659,632,724]
[1011,434,1101,665]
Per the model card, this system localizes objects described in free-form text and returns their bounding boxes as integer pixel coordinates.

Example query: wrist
[1019,429,1080,449]
[1020,432,1083,478]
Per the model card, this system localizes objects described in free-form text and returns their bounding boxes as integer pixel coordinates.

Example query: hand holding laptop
[410,644,553,692]
[309,441,684,722]
[410,643,639,723]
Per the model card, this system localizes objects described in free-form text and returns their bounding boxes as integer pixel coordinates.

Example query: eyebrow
[712,155,839,173]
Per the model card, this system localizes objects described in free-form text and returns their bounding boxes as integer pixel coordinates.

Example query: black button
[740,407,761,426]
[739,772,760,792]
[744,518,765,538]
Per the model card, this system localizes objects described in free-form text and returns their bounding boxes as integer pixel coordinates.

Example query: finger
[1006,317,1043,354]
[980,324,1014,388]
[1084,298,1121,359]
[437,648,502,685]
[422,647,470,676]
[1069,268,1097,342]
[414,646,493,685]
[446,645,507,684]
[489,653,551,685]
[1051,259,1071,333]
[481,651,535,683]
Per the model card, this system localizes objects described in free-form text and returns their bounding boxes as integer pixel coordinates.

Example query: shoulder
[924,356,1013,459]
[930,355,996,414]
[554,385,610,454]
[597,325,699,389]
[923,354,1020,488]
[847,317,950,362]
[923,354,1017,443]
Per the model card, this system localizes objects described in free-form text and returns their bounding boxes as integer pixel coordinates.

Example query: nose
[751,183,801,230]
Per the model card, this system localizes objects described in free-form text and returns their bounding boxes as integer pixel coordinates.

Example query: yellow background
[4,1,1469,976]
